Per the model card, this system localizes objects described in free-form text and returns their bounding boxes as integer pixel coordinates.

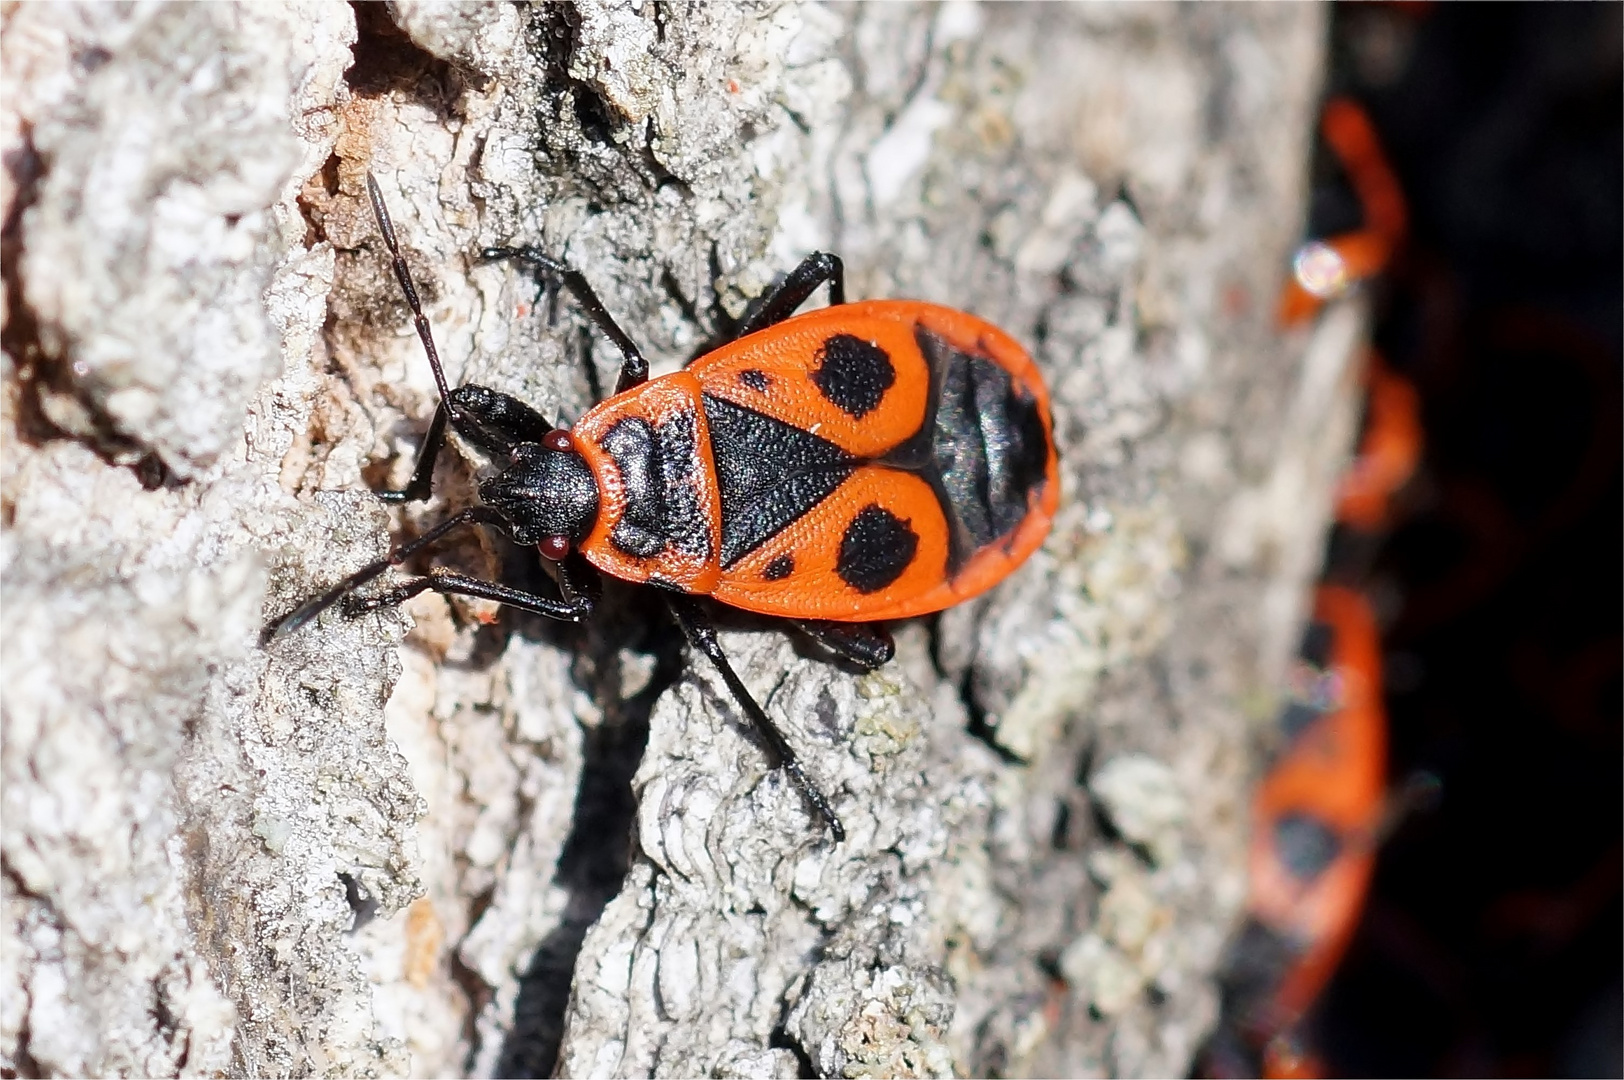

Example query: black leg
[378,402,449,504]
[554,550,604,607]
[342,568,596,622]
[796,620,895,672]
[264,506,591,641]
[267,506,498,640]
[733,252,846,339]
[480,245,650,394]
[665,595,846,843]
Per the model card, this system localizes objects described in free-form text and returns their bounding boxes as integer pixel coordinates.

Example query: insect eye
[542,430,574,453]
[539,535,570,561]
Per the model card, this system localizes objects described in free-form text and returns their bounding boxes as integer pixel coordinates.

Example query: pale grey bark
[2,3,1360,1077]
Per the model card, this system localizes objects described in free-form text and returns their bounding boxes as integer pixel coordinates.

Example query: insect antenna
[366,172,455,407]
[262,506,510,644]
[262,178,476,643]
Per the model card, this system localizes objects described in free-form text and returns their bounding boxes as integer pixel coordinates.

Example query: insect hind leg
[666,595,846,843]
[796,620,894,672]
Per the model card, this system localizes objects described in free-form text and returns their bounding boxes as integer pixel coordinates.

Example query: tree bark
[1,3,1359,1076]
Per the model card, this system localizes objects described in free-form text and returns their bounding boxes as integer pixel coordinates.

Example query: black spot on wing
[703,394,857,566]
[811,333,895,418]
[1278,699,1327,744]
[1273,813,1343,883]
[764,554,795,580]
[738,368,770,392]
[836,504,918,594]
[1299,620,1335,668]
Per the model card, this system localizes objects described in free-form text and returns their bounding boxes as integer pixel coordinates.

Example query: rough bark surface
[1,3,1360,1077]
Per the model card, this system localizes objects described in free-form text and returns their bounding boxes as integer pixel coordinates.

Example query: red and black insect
[268,175,1060,843]
[1245,587,1387,1037]
[1277,97,1407,326]
[1203,586,1388,1079]
[1203,82,1429,1078]
[1204,355,1419,1079]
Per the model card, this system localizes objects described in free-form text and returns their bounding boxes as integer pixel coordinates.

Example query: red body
[1248,585,1388,1036]
[1335,351,1422,530]
[566,300,1060,621]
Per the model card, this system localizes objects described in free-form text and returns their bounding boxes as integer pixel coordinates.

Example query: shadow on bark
[496,586,679,1077]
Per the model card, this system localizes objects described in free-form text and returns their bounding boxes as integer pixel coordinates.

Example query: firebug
[268,175,1060,843]
[1204,586,1389,1078]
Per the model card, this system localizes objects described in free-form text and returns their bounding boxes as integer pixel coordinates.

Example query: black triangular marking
[703,394,857,567]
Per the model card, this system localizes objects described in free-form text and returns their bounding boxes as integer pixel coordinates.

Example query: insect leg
[796,620,895,672]
[733,252,846,339]
[342,569,595,622]
[264,506,589,641]
[665,595,846,843]
[378,401,449,504]
[480,245,650,394]
[553,550,605,606]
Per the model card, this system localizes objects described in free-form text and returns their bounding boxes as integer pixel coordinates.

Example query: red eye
[539,535,570,561]
[542,430,574,452]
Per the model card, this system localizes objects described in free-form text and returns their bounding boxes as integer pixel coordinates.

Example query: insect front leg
[378,401,449,504]
[665,595,846,843]
[552,550,604,604]
[342,569,596,623]
[263,506,593,641]
[734,252,846,339]
[379,386,558,504]
[481,245,650,395]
